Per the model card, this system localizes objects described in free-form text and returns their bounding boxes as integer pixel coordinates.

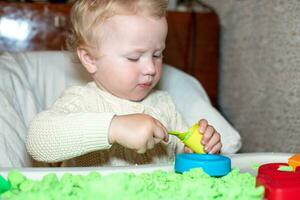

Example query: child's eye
[153,54,163,59]
[127,57,139,62]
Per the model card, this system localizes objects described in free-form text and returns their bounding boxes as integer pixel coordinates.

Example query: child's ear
[77,47,97,74]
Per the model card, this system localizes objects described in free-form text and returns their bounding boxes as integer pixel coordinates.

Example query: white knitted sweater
[27,82,187,166]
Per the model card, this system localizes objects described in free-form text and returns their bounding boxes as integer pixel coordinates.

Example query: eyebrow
[128,46,166,53]
[130,48,147,53]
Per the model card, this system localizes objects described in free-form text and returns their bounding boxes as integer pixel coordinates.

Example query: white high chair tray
[0,153,293,179]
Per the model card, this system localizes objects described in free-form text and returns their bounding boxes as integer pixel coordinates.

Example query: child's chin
[130,96,146,102]
[130,93,149,102]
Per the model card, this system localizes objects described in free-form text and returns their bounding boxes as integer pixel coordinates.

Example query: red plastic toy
[256,163,300,200]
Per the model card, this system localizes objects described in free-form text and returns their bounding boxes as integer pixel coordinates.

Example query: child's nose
[143,60,156,75]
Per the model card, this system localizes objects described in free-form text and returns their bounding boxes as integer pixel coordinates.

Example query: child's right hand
[108,114,169,153]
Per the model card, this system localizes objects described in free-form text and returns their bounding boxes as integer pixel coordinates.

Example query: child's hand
[108,114,169,153]
[184,119,222,154]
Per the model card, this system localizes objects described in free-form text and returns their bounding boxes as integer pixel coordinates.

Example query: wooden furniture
[0,2,220,106]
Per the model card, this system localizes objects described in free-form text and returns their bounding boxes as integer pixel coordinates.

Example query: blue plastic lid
[175,153,231,176]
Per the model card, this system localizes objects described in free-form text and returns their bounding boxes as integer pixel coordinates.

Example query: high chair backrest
[0,51,241,167]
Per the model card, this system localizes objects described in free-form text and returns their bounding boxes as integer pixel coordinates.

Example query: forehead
[98,14,168,45]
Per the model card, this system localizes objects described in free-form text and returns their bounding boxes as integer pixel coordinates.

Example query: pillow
[0,52,34,167]
[158,65,241,154]
[0,51,241,167]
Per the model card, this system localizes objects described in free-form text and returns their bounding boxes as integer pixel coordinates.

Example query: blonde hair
[66,0,168,60]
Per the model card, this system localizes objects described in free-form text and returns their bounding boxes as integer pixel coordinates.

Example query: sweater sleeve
[26,86,115,163]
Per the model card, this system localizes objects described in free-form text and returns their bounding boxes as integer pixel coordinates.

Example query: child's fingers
[201,125,214,145]
[147,138,155,149]
[153,128,167,144]
[204,132,221,152]
[137,147,147,154]
[154,120,169,143]
[208,142,222,154]
[184,146,193,153]
[198,119,208,133]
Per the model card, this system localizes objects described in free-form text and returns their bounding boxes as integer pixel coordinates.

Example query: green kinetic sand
[0,175,11,194]
[0,168,264,200]
[278,165,294,172]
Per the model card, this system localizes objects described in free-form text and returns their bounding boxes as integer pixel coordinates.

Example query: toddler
[26,0,222,167]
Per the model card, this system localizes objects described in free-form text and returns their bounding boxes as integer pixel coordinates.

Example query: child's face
[92,14,168,101]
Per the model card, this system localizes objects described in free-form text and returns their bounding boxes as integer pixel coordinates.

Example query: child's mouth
[138,83,152,88]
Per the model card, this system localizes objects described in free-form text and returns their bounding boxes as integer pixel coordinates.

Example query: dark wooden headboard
[0,2,220,106]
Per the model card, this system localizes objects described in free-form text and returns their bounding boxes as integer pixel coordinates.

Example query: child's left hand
[184,119,222,154]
